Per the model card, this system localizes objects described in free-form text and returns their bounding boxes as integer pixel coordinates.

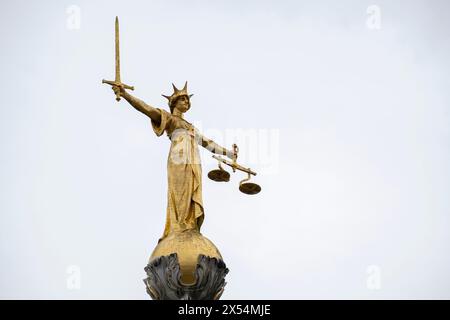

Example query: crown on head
[162,81,194,107]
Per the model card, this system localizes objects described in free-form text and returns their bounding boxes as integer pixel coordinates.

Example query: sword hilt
[102,79,134,101]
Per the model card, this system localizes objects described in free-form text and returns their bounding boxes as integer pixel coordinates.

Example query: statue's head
[173,95,190,113]
[162,81,193,114]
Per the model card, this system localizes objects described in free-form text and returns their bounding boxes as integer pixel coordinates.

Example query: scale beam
[212,155,257,176]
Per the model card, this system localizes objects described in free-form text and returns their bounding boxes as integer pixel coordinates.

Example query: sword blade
[102,16,134,101]
[115,16,121,83]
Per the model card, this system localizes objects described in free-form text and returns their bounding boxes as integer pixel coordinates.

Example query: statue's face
[174,95,190,113]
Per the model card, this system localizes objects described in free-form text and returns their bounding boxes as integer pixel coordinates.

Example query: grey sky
[1,0,449,299]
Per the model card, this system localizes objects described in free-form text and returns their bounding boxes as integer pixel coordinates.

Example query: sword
[102,16,134,101]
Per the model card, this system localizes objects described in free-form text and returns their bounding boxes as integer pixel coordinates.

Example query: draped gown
[151,108,205,241]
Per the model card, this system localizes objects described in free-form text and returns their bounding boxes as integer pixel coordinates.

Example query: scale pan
[239,182,261,195]
[208,169,230,182]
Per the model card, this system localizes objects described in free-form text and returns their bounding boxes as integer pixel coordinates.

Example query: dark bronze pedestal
[144,253,229,300]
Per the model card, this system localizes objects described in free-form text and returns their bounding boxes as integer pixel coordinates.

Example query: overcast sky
[1,0,450,299]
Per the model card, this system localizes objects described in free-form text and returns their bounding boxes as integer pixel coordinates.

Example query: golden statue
[102,17,260,298]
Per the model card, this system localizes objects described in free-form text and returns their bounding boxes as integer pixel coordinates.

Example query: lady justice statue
[102,17,260,300]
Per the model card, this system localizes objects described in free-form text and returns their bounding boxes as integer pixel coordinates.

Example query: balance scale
[207,144,261,195]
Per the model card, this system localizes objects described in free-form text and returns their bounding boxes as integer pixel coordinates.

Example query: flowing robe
[151,109,204,240]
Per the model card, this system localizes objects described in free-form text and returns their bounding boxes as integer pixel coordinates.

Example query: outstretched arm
[113,86,161,125]
[199,134,234,159]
